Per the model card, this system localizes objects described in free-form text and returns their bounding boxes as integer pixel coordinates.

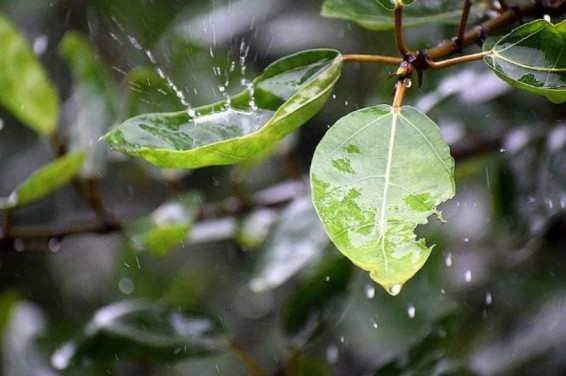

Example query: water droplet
[365,284,375,299]
[118,277,135,295]
[339,336,345,343]
[48,238,61,252]
[33,35,48,56]
[499,147,507,153]
[407,304,416,318]
[325,275,331,282]
[463,237,469,243]
[403,78,412,88]
[332,94,337,99]
[465,270,472,283]
[13,238,25,252]
[445,252,453,267]
[326,345,339,364]
[485,291,492,305]
[389,284,402,295]
[344,100,349,106]
[371,319,378,329]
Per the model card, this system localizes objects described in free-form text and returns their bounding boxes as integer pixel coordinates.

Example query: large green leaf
[51,300,224,370]
[101,49,343,168]
[59,32,118,176]
[0,12,58,134]
[321,0,485,31]
[483,19,566,104]
[0,152,86,209]
[310,105,455,295]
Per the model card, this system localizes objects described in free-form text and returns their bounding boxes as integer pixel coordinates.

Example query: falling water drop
[325,275,331,282]
[365,284,375,299]
[444,252,453,267]
[13,239,25,252]
[485,291,493,305]
[371,319,378,329]
[465,270,472,283]
[326,345,339,364]
[407,304,416,319]
[48,238,61,253]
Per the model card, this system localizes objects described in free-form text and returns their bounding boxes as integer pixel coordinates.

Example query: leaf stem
[224,340,267,376]
[394,2,410,56]
[427,51,493,69]
[342,54,403,65]
[392,79,408,111]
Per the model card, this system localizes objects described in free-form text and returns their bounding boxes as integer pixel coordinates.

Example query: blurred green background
[1,0,566,375]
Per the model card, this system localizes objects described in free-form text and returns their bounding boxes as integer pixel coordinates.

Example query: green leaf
[0,152,86,209]
[310,105,455,295]
[250,196,330,292]
[376,0,415,10]
[483,19,566,104]
[51,300,224,370]
[59,32,118,176]
[127,193,201,257]
[101,49,343,168]
[0,12,58,134]
[321,0,485,30]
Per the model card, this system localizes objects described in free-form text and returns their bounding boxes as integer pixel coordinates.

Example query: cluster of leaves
[0,0,565,375]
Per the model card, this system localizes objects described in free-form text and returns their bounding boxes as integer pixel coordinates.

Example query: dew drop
[407,304,416,319]
[389,284,402,295]
[365,284,376,299]
[403,78,412,88]
[48,238,61,253]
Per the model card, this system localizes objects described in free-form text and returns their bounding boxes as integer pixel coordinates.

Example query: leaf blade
[310,105,455,294]
[484,19,566,103]
[101,49,343,168]
[0,12,58,134]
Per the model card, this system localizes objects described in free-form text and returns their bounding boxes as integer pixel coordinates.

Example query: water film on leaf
[484,19,566,104]
[310,105,455,295]
[101,49,343,168]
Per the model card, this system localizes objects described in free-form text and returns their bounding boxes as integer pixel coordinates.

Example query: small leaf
[484,19,566,103]
[250,196,329,292]
[127,193,201,257]
[322,0,485,30]
[310,105,455,295]
[51,300,224,370]
[0,12,58,134]
[101,49,343,168]
[0,152,86,209]
[59,32,118,177]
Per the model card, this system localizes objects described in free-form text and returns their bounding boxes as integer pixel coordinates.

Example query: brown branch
[455,0,473,50]
[394,2,410,56]
[427,51,492,69]
[342,54,402,65]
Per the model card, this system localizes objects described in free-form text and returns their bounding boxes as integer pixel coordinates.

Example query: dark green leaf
[59,32,118,176]
[310,105,455,295]
[484,19,566,103]
[321,0,485,30]
[0,152,86,209]
[51,300,224,370]
[250,196,329,292]
[101,49,343,168]
[0,12,58,134]
[283,252,353,340]
[127,193,201,257]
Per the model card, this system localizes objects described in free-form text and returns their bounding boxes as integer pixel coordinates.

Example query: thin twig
[455,0,473,50]
[342,54,402,65]
[392,79,408,110]
[224,340,267,376]
[394,2,410,56]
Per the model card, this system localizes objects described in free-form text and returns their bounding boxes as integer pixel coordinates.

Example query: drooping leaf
[101,49,343,168]
[51,300,224,370]
[250,196,330,292]
[0,12,58,134]
[321,0,485,31]
[283,251,353,340]
[59,32,118,177]
[127,193,201,257]
[483,19,566,104]
[310,105,455,295]
[0,152,86,209]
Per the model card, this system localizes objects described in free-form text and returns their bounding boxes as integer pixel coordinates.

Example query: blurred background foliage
[0,0,566,375]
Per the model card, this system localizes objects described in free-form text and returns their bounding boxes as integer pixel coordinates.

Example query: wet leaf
[310,105,455,295]
[59,32,118,176]
[0,152,86,209]
[127,193,201,257]
[483,19,566,104]
[250,196,330,292]
[101,49,342,168]
[321,0,485,30]
[283,252,353,340]
[51,300,224,370]
[0,11,58,134]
